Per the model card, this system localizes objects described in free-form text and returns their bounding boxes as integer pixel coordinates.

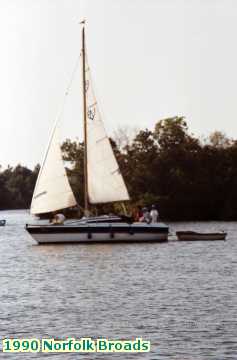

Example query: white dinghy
[26,23,169,244]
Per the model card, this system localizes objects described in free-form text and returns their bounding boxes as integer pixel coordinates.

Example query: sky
[0,0,237,168]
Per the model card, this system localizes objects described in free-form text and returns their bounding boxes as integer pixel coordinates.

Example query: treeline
[0,165,39,210]
[1,117,237,220]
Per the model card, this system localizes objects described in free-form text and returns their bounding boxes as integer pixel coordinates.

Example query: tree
[0,165,38,209]
[61,139,84,205]
[113,126,139,152]
[208,131,232,148]
[154,116,199,151]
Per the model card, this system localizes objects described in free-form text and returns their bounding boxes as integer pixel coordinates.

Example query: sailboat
[25,24,169,244]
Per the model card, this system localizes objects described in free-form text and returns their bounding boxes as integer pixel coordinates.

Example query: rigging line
[56,51,81,124]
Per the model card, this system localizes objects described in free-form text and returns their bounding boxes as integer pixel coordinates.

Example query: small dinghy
[176,231,227,241]
[0,220,6,226]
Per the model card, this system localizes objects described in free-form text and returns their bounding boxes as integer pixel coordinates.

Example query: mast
[82,24,89,216]
[80,20,129,207]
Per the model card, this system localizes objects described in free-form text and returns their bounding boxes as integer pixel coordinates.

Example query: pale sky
[0,0,237,168]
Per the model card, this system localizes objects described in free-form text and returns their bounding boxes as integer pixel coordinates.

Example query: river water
[0,210,236,359]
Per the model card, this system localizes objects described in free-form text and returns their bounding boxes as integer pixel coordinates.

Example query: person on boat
[139,207,152,224]
[150,204,159,223]
[133,206,143,222]
[51,212,66,225]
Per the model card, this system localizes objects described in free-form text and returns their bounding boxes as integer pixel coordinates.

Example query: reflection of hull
[25,222,169,244]
[176,231,227,241]
[0,220,6,226]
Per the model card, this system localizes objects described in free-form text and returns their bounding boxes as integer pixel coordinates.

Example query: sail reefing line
[30,53,81,215]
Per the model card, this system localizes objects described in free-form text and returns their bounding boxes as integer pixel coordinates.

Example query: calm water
[0,210,236,359]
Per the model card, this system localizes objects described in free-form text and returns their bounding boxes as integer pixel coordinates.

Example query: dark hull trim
[26,224,169,235]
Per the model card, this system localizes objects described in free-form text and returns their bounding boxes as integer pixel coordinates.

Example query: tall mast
[82,24,89,215]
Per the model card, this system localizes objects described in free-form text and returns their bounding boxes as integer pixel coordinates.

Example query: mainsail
[30,123,77,215]
[85,54,130,204]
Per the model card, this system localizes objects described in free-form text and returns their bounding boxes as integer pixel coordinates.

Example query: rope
[56,52,81,125]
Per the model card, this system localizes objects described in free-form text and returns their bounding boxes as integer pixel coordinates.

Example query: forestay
[85,54,130,204]
[30,124,77,215]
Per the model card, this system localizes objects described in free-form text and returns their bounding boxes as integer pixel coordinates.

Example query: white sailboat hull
[26,222,169,244]
[29,232,168,244]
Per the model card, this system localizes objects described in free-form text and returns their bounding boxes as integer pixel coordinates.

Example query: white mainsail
[30,123,77,215]
[85,54,130,204]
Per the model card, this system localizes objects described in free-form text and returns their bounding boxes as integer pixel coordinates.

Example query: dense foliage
[1,117,237,220]
[0,165,39,210]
